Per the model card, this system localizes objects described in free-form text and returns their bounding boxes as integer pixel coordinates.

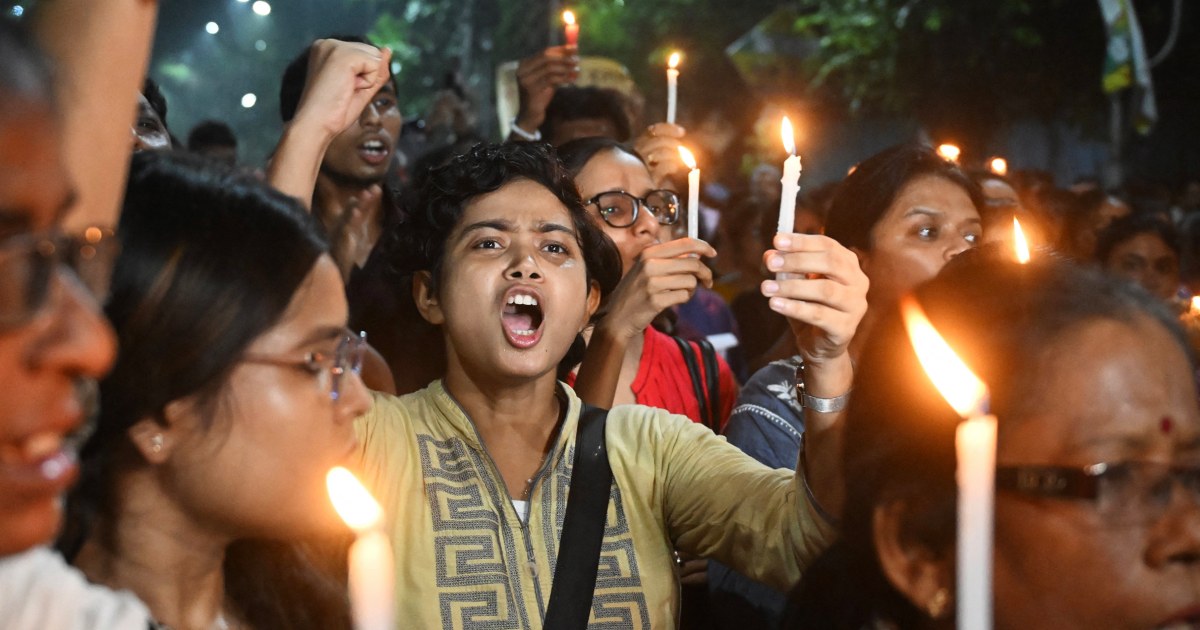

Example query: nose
[945,235,973,261]
[1146,487,1200,569]
[359,102,382,129]
[631,200,659,242]
[335,369,372,423]
[29,271,117,381]
[505,242,543,281]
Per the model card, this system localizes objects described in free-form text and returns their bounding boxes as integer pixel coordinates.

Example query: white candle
[327,467,394,630]
[900,297,995,630]
[777,116,801,235]
[678,145,699,239]
[666,52,681,124]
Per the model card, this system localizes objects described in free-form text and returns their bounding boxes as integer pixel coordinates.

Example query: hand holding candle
[328,467,394,630]
[901,297,995,630]
[562,10,579,47]
[678,145,700,240]
[666,52,681,124]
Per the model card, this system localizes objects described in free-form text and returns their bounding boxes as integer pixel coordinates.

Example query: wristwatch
[795,361,851,413]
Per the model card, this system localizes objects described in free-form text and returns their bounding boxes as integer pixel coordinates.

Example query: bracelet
[509,119,542,142]
[794,362,851,413]
[799,433,841,527]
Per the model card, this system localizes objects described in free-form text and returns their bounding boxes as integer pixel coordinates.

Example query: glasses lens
[66,229,120,301]
[330,331,368,401]
[594,192,638,227]
[0,236,53,327]
[646,191,681,225]
[1096,461,1200,525]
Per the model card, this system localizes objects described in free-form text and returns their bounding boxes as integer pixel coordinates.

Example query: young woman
[62,152,372,630]
[0,17,149,628]
[787,250,1200,629]
[1096,212,1182,303]
[711,143,984,628]
[357,141,864,629]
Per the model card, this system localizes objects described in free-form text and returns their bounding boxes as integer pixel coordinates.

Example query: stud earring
[927,587,950,619]
[150,434,164,454]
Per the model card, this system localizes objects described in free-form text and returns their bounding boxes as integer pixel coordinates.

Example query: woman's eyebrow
[538,222,576,237]
[902,207,944,220]
[458,219,513,238]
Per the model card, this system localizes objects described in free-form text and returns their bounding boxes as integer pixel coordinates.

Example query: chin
[0,504,61,557]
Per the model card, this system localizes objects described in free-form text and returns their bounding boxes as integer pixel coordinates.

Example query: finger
[642,237,717,260]
[645,122,686,138]
[763,248,864,285]
[766,297,858,338]
[761,277,859,313]
[646,272,700,293]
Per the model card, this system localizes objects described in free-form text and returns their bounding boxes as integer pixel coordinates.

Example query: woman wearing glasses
[787,251,1200,629]
[58,152,371,630]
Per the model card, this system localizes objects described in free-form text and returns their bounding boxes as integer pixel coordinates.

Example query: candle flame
[327,467,383,534]
[781,117,796,156]
[989,157,1008,176]
[562,10,576,25]
[900,295,989,418]
[677,145,697,170]
[936,143,961,164]
[1013,217,1030,264]
[668,52,681,69]
[1191,296,1200,314]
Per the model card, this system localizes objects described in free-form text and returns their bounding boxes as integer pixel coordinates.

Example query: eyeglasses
[243,330,368,401]
[585,189,680,228]
[0,228,120,328]
[996,459,1200,525]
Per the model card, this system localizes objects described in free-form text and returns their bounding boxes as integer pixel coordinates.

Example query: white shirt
[0,547,149,630]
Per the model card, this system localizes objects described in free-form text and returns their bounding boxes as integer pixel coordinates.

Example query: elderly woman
[787,250,1200,629]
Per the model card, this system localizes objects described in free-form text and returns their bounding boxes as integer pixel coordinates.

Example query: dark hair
[1096,211,1181,264]
[557,135,644,179]
[785,247,1190,628]
[280,35,396,123]
[825,143,984,251]
[60,151,348,629]
[187,119,238,151]
[0,17,53,103]
[391,141,620,299]
[142,77,169,128]
[541,85,632,143]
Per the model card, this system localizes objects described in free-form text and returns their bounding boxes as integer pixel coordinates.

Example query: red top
[631,327,738,430]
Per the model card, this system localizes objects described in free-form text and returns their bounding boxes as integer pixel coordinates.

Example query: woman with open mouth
[356,141,865,629]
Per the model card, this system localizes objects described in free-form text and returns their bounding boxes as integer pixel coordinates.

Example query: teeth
[363,141,385,151]
[506,295,539,306]
[513,330,535,336]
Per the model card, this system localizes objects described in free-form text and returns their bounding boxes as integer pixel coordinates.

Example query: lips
[0,428,81,499]
[500,287,545,349]
[357,137,392,166]
[1157,606,1200,629]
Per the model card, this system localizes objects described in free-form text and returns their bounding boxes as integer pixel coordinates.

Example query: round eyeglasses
[243,330,368,401]
[585,189,680,228]
[0,227,119,329]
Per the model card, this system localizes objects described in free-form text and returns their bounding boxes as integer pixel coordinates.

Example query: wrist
[284,115,339,147]
[795,358,853,414]
[513,113,544,134]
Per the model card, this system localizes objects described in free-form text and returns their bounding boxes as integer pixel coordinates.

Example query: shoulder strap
[673,336,714,430]
[698,338,721,431]
[542,404,612,630]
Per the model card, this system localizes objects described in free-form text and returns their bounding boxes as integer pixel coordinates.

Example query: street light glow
[252,1,271,15]
[255,40,268,52]
[241,93,258,109]
[11,5,24,17]
[205,21,220,35]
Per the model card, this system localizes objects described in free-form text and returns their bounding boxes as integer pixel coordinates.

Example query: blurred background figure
[186,119,239,166]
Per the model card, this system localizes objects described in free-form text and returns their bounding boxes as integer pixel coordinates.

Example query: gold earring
[927,587,950,619]
[150,434,164,454]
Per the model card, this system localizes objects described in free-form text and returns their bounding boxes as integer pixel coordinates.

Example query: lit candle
[1012,217,1030,264]
[562,10,579,47]
[901,297,995,630]
[666,52,681,124]
[937,143,961,164]
[1192,296,1200,315]
[777,116,801,235]
[678,145,700,239]
[989,157,1008,176]
[327,467,394,630]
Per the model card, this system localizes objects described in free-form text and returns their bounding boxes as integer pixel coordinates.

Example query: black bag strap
[697,338,721,430]
[672,336,712,429]
[542,404,612,630]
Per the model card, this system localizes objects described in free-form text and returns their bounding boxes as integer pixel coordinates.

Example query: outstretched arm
[33,0,159,231]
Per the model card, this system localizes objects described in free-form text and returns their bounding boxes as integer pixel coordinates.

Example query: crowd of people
[1,5,1198,630]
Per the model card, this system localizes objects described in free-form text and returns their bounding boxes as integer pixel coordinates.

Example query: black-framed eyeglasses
[243,330,368,401]
[585,189,680,228]
[996,460,1200,525]
[0,228,120,329]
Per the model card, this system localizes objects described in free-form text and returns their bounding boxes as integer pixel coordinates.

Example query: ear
[582,279,601,330]
[873,500,954,620]
[412,270,445,325]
